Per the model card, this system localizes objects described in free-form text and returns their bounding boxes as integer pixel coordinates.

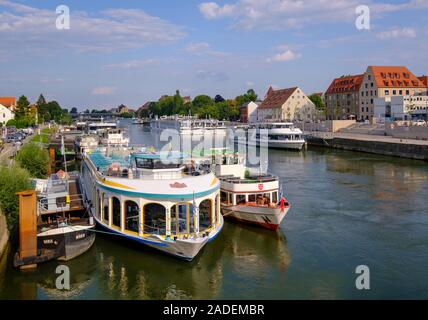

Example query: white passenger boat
[99,128,129,147]
[132,118,144,125]
[74,135,99,159]
[195,149,291,230]
[79,150,223,260]
[87,119,118,134]
[150,115,228,136]
[234,122,306,150]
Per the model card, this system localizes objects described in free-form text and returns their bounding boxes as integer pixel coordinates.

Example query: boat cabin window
[103,194,109,223]
[236,195,246,205]
[264,193,271,203]
[178,203,189,234]
[199,199,212,231]
[135,157,181,170]
[248,194,256,203]
[112,197,121,228]
[125,201,139,233]
[56,196,67,209]
[272,191,278,204]
[220,191,228,204]
[144,203,166,235]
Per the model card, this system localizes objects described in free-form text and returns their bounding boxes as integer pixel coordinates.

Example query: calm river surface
[1,120,428,299]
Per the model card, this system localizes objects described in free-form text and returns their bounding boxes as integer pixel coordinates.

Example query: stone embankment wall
[332,138,428,160]
[385,124,428,141]
[307,137,428,160]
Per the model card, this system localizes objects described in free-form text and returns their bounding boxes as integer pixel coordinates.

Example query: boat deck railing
[219,174,278,184]
[37,193,85,215]
[38,218,92,233]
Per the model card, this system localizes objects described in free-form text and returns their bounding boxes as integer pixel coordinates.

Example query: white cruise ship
[150,115,228,136]
[235,122,306,150]
[79,149,223,260]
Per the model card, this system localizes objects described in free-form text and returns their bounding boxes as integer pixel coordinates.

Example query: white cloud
[0,0,186,56]
[377,27,416,39]
[185,42,227,56]
[92,86,117,95]
[104,59,160,69]
[267,50,301,63]
[198,0,428,30]
[198,2,235,20]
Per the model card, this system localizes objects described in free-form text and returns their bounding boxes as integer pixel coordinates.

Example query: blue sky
[1,0,428,110]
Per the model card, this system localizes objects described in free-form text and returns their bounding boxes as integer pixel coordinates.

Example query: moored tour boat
[79,149,223,261]
[14,173,95,268]
[195,149,290,230]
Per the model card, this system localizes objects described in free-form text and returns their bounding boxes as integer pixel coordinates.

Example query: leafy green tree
[157,96,175,116]
[16,143,50,179]
[245,89,258,102]
[193,95,213,109]
[37,94,47,107]
[172,90,184,114]
[0,164,32,231]
[309,94,326,111]
[214,95,225,103]
[15,95,31,119]
[120,112,134,119]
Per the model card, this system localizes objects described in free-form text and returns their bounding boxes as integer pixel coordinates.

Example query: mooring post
[17,190,38,270]
[49,146,56,175]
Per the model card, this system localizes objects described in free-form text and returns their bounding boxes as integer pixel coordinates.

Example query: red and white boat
[197,150,290,230]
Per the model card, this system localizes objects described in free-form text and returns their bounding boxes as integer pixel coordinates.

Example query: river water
[1,120,427,299]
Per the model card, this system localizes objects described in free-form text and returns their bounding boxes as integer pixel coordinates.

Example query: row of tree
[138,89,259,121]
[5,94,72,128]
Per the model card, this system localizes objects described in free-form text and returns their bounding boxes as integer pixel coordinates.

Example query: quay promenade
[306,131,428,160]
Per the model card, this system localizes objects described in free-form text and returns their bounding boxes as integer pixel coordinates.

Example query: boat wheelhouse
[79,149,223,260]
[74,135,99,159]
[236,122,306,150]
[195,150,290,230]
[99,128,129,147]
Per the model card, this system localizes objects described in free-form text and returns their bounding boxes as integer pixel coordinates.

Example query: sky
[1,0,428,110]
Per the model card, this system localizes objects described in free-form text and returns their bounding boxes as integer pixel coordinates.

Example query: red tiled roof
[418,76,428,87]
[259,87,298,109]
[369,66,424,88]
[0,97,16,108]
[325,74,364,95]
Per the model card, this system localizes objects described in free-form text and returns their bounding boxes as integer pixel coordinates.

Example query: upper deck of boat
[219,174,278,184]
[86,149,213,180]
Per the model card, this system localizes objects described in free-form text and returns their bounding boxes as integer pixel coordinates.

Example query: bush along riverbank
[0,143,50,255]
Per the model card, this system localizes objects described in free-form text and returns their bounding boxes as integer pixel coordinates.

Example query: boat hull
[92,213,224,261]
[221,205,289,231]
